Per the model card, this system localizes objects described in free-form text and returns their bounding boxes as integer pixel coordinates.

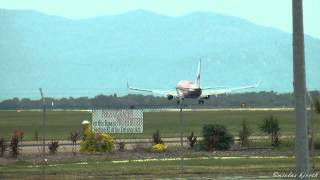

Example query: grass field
[0,110,319,140]
[1,156,320,179]
[1,109,320,179]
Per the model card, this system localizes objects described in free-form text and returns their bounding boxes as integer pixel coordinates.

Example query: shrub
[187,131,197,148]
[80,132,96,152]
[150,130,167,152]
[239,120,251,147]
[70,132,80,155]
[152,144,168,152]
[95,133,114,152]
[80,123,114,153]
[82,122,92,140]
[201,124,234,151]
[0,138,6,157]
[10,135,19,158]
[48,140,59,154]
[14,130,24,148]
[152,129,163,144]
[260,115,280,146]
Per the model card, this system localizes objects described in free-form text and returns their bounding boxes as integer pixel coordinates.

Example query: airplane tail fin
[195,59,201,88]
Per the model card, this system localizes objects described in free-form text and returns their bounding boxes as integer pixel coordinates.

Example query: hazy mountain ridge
[0,9,319,99]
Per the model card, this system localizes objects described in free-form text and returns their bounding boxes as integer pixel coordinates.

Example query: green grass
[2,156,320,179]
[0,110,319,140]
[0,111,88,140]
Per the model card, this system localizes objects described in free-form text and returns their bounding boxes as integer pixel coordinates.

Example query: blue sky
[0,0,319,38]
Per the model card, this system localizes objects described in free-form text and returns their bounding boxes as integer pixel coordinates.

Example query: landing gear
[177,100,180,105]
[198,99,205,104]
[176,97,184,105]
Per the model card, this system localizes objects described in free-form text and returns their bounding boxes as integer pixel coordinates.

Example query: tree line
[0,91,319,109]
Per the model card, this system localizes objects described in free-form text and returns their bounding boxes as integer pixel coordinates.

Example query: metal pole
[292,0,309,177]
[178,99,184,174]
[39,88,46,179]
[310,98,315,171]
[307,92,315,170]
[179,101,183,147]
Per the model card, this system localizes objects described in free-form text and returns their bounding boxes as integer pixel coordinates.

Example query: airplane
[127,60,259,104]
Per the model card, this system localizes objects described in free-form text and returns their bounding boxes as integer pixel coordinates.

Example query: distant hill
[0,9,319,99]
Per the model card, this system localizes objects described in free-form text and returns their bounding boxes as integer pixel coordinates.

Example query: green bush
[201,124,234,151]
[260,115,280,147]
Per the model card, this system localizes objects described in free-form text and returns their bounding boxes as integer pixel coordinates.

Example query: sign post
[39,88,46,179]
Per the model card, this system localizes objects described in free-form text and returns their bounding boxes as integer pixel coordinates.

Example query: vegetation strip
[110,156,299,163]
[22,156,320,168]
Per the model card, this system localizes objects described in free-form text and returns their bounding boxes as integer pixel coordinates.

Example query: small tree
[33,130,39,141]
[202,124,234,151]
[152,129,163,144]
[71,132,80,145]
[260,116,280,146]
[187,131,197,149]
[0,138,6,157]
[239,120,251,147]
[14,130,24,147]
[33,130,41,153]
[70,132,80,155]
[10,135,19,158]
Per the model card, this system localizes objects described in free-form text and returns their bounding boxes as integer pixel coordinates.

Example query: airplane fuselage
[176,80,202,98]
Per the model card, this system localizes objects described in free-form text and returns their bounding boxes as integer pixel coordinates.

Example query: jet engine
[167,95,174,100]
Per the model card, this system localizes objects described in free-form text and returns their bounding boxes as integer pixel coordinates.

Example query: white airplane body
[128,60,259,104]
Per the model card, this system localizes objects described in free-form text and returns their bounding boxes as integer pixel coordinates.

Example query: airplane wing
[127,82,177,98]
[201,82,260,97]
[202,86,228,90]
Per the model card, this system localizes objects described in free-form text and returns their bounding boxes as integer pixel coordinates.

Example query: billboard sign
[92,109,143,133]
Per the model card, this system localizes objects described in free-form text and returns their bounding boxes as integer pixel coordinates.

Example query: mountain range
[0,9,319,99]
